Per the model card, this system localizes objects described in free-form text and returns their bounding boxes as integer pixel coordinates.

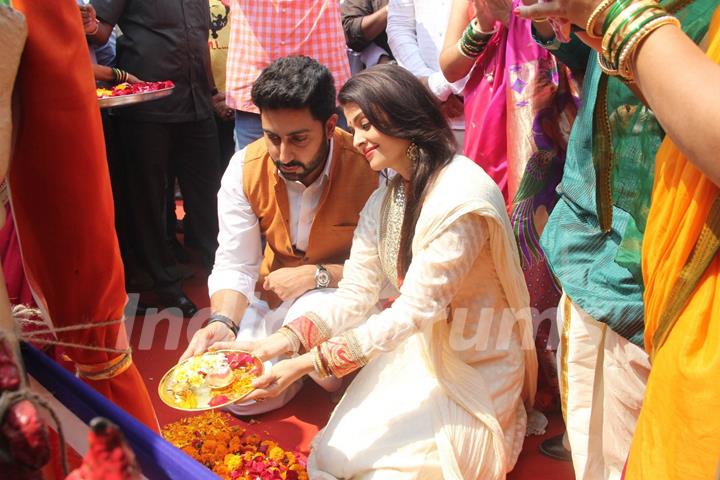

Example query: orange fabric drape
[628,9,720,479]
[10,0,158,432]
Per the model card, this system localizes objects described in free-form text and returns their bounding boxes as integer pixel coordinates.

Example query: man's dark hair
[251,56,336,123]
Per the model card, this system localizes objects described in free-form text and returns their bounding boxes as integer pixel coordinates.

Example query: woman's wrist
[274,327,301,355]
[293,352,316,376]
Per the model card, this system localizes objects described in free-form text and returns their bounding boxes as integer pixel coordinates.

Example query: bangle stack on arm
[456,18,496,59]
[596,0,681,81]
[111,67,129,84]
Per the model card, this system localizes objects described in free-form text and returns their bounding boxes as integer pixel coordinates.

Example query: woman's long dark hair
[339,64,457,277]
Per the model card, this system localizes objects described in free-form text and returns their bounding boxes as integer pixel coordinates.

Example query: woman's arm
[516,0,720,186]
[440,0,479,83]
[284,189,389,351]
[631,24,720,186]
[316,214,489,378]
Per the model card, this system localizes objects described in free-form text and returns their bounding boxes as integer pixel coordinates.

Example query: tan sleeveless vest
[243,128,377,308]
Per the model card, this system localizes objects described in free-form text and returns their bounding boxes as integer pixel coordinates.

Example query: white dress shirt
[208,141,335,301]
[387,0,467,130]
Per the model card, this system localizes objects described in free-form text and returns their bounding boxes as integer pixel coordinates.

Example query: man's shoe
[157,292,198,318]
[539,433,572,462]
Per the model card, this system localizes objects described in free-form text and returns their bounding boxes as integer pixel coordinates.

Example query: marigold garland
[162,411,308,480]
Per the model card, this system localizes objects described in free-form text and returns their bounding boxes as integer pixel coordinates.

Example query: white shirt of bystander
[387,0,467,131]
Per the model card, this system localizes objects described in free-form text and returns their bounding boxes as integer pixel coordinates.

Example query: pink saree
[463,7,580,410]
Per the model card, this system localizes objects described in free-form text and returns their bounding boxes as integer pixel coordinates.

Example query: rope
[10,305,129,355]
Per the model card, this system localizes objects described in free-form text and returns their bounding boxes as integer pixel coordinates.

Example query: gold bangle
[470,17,497,36]
[277,326,301,355]
[617,15,680,79]
[311,347,329,379]
[532,17,549,23]
[87,19,100,37]
[585,0,616,38]
[601,0,658,58]
[608,7,665,66]
[597,52,619,76]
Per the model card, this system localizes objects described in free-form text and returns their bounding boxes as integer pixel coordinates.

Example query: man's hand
[212,92,234,121]
[180,322,236,361]
[440,94,464,119]
[79,5,99,35]
[263,265,315,302]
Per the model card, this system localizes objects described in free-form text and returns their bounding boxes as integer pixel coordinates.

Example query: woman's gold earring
[406,142,419,163]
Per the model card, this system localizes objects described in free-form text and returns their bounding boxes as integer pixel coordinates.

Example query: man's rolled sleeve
[341,1,373,52]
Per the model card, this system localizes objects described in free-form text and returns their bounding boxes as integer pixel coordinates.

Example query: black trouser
[216,114,236,174]
[115,117,220,295]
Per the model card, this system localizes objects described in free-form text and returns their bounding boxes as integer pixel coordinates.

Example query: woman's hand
[127,73,142,84]
[514,0,602,29]
[475,0,511,27]
[243,354,314,402]
[209,331,294,362]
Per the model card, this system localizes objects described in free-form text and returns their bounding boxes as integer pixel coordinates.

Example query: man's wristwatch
[206,313,239,337]
[315,264,330,289]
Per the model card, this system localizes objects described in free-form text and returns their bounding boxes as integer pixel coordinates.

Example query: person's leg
[216,115,236,173]
[172,118,221,270]
[559,292,607,480]
[102,112,152,292]
[115,118,184,297]
[233,110,263,152]
[600,328,650,480]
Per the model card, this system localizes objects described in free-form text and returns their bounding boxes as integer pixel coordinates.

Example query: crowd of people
[68,0,720,478]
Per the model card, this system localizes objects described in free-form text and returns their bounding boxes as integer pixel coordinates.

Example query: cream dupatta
[412,156,537,478]
[306,156,537,479]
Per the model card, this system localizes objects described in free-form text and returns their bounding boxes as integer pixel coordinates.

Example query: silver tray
[98,86,174,109]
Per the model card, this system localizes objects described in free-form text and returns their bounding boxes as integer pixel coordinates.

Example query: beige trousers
[557,293,650,480]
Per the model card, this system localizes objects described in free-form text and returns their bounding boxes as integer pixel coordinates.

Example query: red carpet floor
[129,208,574,478]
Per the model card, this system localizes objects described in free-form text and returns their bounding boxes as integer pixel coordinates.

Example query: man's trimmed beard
[273,132,329,183]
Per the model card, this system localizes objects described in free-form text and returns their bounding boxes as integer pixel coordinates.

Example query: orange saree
[627,9,720,478]
[11,0,158,431]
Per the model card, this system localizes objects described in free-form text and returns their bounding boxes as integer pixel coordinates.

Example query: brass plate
[98,86,174,109]
[158,350,263,412]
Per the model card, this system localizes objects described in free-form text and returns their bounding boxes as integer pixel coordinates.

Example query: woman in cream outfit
[216,65,537,479]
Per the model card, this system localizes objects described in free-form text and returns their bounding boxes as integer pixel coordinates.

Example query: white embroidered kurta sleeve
[286,188,388,350]
[291,208,489,377]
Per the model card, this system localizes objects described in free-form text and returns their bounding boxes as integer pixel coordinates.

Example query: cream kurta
[299,156,536,479]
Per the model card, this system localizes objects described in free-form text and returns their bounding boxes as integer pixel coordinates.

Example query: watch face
[316,269,330,288]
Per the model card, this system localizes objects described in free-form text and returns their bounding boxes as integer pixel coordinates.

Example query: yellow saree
[627,9,720,479]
